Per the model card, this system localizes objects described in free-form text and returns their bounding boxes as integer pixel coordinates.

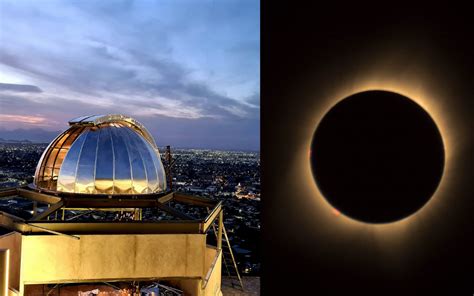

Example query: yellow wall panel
[21,234,206,284]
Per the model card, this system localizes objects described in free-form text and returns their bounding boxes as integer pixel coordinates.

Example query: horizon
[0,130,260,152]
[0,125,261,151]
[0,0,260,151]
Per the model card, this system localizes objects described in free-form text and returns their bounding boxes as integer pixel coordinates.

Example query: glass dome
[34,115,167,195]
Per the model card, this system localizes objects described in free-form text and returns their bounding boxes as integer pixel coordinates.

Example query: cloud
[0,0,260,150]
[0,83,42,93]
[246,93,260,108]
[0,114,48,124]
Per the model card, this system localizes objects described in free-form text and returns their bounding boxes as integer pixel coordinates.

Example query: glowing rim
[293,76,459,242]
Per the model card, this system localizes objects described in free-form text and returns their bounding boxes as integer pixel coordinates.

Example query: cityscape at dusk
[0,142,261,277]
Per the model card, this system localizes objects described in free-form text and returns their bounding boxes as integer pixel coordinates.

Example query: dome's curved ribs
[133,129,159,192]
[92,127,101,194]
[123,127,149,194]
[57,129,88,192]
[74,129,100,193]
[34,128,69,187]
[35,126,87,190]
[119,123,135,194]
[94,126,114,194]
[68,114,157,149]
[109,125,116,194]
[109,124,132,194]
[145,142,166,192]
[38,116,167,195]
[119,124,137,193]
[151,141,166,191]
[134,129,150,193]
[49,126,85,190]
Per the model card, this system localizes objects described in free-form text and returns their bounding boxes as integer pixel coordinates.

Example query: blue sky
[0,0,259,150]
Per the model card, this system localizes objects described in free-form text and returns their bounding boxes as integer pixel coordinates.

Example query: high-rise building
[0,115,225,296]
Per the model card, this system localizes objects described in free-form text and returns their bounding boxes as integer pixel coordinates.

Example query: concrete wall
[174,278,201,295]
[20,234,206,284]
[205,247,217,275]
[0,232,22,291]
[203,250,222,296]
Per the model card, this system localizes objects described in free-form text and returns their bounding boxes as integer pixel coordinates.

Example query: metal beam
[63,193,173,208]
[30,201,64,221]
[64,208,135,212]
[158,192,174,203]
[173,193,216,207]
[0,212,26,233]
[64,198,160,208]
[203,202,222,233]
[17,188,61,204]
[155,201,195,220]
[57,191,170,200]
[24,221,202,234]
[217,210,223,250]
[0,188,18,198]
[25,223,80,240]
[1,210,203,235]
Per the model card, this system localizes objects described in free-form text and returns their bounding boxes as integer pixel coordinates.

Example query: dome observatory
[33,114,167,195]
[0,116,230,296]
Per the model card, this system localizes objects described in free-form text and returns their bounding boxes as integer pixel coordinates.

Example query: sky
[0,0,260,150]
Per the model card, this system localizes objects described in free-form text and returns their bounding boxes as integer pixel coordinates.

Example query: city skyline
[0,0,260,150]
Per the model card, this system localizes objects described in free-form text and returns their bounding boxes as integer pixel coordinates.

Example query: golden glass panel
[38,115,167,195]
[45,148,59,168]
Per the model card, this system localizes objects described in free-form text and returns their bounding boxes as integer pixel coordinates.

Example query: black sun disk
[310,90,445,223]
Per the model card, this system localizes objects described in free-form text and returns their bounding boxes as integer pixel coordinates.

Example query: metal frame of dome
[33,114,167,195]
[68,114,158,149]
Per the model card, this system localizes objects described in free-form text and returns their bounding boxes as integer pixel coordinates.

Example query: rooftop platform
[0,186,222,236]
[0,186,225,296]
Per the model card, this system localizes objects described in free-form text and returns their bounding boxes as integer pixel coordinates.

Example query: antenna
[165,145,175,190]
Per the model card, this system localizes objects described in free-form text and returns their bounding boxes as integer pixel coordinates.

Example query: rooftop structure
[0,115,230,296]
[34,114,166,195]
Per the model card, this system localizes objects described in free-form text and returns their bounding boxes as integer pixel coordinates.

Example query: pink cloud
[0,114,49,125]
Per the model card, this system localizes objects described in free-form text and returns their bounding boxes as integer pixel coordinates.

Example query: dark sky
[262,3,474,295]
[0,0,260,151]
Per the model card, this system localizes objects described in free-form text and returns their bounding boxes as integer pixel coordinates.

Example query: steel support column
[217,211,223,250]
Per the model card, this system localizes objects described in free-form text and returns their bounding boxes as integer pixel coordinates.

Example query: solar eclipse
[310,90,445,223]
[263,6,474,294]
